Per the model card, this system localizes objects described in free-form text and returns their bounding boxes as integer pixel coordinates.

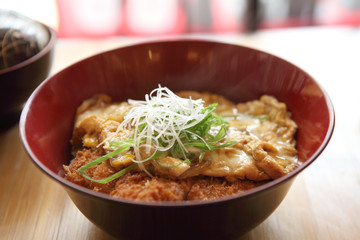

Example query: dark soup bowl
[0,10,56,130]
[20,40,334,240]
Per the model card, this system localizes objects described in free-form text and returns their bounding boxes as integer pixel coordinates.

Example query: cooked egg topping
[72,86,298,184]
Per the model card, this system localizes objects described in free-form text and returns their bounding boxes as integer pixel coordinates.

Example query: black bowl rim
[0,12,57,75]
[20,38,335,207]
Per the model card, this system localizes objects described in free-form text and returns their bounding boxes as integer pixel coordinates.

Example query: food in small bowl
[0,10,56,130]
[20,40,334,240]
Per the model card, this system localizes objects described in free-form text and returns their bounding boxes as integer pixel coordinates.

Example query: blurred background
[1,1,360,239]
[2,0,360,38]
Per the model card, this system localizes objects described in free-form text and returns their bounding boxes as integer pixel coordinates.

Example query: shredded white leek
[116,85,210,164]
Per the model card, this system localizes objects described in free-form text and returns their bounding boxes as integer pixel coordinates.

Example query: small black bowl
[0,10,56,130]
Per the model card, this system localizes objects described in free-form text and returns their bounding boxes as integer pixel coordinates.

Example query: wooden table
[1,27,359,239]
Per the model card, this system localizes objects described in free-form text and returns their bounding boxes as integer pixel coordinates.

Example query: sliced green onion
[198,150,206,162]
[77,141,163,184]
[79,163,137,184]
[77,141,132,183]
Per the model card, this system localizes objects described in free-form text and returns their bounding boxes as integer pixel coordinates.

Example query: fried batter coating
[64,92,298,201]
[64,149,262,201]
[187,177,265,201]
[110,172,192,201]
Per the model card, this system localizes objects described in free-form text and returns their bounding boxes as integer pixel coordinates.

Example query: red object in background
[120,0,186,36]
[57,0,187,37]
[57,0,122,38]
[56,0,360,38]
[315,0,360,26]
[211,0,246,33]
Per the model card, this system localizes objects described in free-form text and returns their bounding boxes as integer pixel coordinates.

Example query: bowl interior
[20,40,334,201]
[0,9,52,72]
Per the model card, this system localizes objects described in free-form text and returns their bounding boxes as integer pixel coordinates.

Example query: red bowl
[20,40,334,240]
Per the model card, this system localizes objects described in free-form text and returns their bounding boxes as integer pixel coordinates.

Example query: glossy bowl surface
[20,39,334,240]
[0,10,56,130]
